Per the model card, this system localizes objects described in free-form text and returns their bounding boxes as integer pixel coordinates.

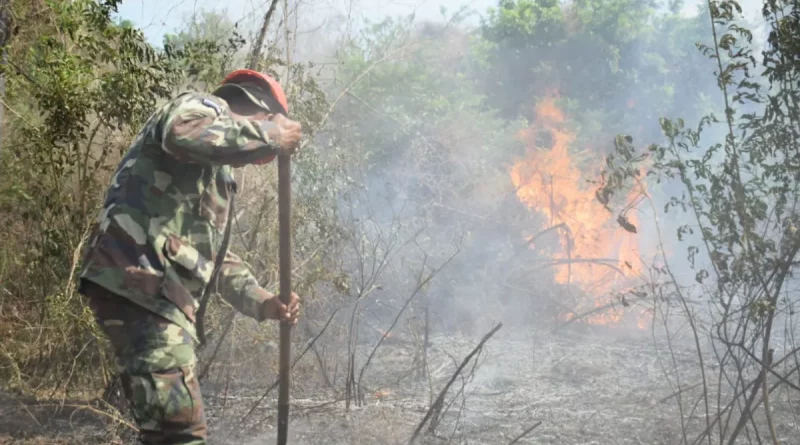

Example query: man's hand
[261,292,301,325]
[266,114,303,156]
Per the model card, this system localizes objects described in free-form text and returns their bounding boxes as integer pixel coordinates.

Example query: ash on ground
[198,323,789,445]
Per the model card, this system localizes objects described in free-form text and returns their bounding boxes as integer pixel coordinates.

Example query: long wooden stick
[277,154,292,444]
[245,4,292,440]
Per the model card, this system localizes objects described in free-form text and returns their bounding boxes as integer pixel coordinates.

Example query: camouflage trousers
[82,280,208,445]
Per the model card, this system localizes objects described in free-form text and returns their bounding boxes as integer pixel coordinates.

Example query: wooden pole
[245,3,291,442]
[277,153,292,444]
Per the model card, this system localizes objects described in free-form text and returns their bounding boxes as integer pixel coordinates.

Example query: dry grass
[195,322,799,445]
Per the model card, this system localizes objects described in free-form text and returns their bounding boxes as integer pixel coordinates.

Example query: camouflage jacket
[80,92,279,341]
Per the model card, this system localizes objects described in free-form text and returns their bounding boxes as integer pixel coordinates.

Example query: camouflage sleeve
[216,250,272,321]
[160,93,279,165]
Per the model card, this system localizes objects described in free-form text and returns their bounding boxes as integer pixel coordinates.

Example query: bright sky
[116,0,764,47]
[117,0,498,45]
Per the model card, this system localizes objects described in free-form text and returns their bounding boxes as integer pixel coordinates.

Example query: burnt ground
[203,323,798,445]
[211,328,693,445]
[2,324,798,444]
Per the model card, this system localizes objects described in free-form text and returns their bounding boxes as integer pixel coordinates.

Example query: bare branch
[409,323,503,444]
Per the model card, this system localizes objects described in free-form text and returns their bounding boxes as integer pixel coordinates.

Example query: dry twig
[356,248,460,402]
[408,323,503,444]
[507,421,543,445]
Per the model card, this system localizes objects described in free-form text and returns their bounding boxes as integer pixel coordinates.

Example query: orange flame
[510,94,644,327]
[637,309,652,330]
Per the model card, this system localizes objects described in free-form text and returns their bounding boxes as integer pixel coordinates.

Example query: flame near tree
[510,94,644,327]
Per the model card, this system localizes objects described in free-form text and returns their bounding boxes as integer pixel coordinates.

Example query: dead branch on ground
[408,322,503,444]
[507,421,543,445]
[355,247,460,405]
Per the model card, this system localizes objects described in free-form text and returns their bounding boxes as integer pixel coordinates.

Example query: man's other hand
[266,114,303,156]
[261,292,300,325]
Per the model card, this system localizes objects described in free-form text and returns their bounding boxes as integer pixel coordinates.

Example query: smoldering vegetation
[0,0,799,444]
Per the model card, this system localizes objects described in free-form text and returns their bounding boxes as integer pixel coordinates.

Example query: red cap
[222,69,288,114]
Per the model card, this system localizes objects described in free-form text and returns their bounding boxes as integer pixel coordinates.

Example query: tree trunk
[248,0,280,71]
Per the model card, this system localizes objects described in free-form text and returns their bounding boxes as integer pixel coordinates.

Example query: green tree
[597,0,800,442]
[163,11,246,88]
[476,0,714,144]
[0,0,183,391]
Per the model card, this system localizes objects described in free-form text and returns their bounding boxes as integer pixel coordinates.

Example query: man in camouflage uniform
[78,70,302,444]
